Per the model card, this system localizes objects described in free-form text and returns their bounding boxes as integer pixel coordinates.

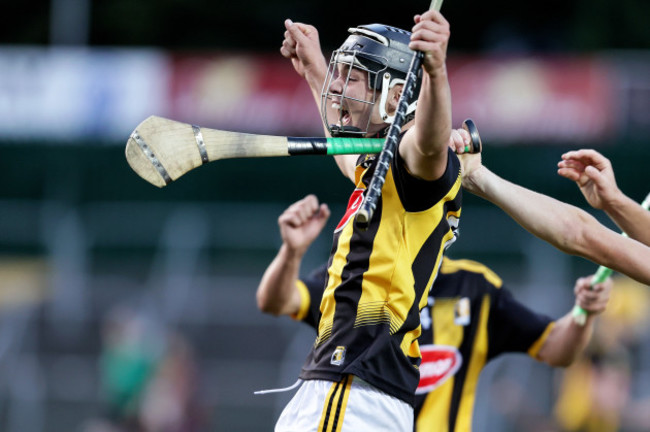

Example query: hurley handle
[354,51,425,230]
[354,0,444,230]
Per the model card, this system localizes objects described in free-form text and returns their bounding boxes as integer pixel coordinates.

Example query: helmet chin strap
[378,76,417,125]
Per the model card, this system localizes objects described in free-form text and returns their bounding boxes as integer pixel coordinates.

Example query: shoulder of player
[440,257,503,288]
[335,154,360,182]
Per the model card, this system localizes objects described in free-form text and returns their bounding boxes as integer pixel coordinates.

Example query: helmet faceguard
[321,24,421,138]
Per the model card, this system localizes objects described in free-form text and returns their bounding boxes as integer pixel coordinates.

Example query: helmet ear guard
[378,73,396,122]
[376,75,418,124]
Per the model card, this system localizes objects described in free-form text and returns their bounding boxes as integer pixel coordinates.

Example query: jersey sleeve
[487,286,554,360]
[393,147,461,211]
[291,264,327,330]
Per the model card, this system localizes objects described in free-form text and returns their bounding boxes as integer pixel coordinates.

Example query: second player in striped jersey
[257,195,612,431]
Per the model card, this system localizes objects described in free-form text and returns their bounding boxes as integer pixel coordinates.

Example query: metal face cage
[320,49,388,138]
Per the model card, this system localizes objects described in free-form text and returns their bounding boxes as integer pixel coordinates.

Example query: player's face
[327,63,386,137]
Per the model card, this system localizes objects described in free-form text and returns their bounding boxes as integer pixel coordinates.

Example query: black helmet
[339,24,418,88]
[321,24,421,137]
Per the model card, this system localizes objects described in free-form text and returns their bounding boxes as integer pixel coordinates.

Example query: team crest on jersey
[360,154,376,168]
[335,189,365,232]
[416,345,462,394]
[454,297,471,326]
[331,346,347,366]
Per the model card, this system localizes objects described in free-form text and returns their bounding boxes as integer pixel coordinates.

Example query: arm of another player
[281,19,358,182]
[460,152,650,286]
[256,195,330,316]
[536,276,612,367]
[558,149,650,246]
[399,9,452,181]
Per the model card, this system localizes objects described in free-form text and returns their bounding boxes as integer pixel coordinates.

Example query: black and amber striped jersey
[294,258,554,431]
[299,146,463,406]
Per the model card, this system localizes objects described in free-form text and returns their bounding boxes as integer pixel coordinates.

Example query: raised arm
[536,276,612,367]
[461,153,650,286]
[558,149,650,246]
[281,20,358,181]
[280,20,327,109]
[256,195,330,316]
[398,9,452,181]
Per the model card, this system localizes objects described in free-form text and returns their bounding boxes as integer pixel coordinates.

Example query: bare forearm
[304,67,327,123]
[303,63,356,181]
[408,9,451,159]
[401,72,452,180]
[604,193,650,246]
[415,72,452,156]
[464,166,586,254]
[256,244,302,316]
[464,166,650,285]
[537,314,593,367]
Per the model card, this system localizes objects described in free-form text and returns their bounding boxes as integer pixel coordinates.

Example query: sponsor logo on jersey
[454,297,471,326]
[416,345,462,394]
[335,188,365,232]
[331,346,347,366]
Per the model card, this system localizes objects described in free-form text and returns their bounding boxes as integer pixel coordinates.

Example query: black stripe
[446,190,462,214]
[396,220,450,354]
[411,226,444,300]
[288,137,329,155]
[331,375,350,430]
[448,294,484,432]
[411,192,461,299]
[327,160,382,349]
[322,379,342,432]
[333,191,382,338]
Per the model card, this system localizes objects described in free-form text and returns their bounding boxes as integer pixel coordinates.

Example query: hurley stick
[354,0,444,230]
[572,191,650,325]
[126,115,384,188]
[126,115,481,188]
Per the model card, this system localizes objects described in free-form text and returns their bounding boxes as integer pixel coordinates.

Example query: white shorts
[275,375,413,432]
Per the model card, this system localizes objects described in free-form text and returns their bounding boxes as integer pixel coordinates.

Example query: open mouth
[331,102,351,126]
